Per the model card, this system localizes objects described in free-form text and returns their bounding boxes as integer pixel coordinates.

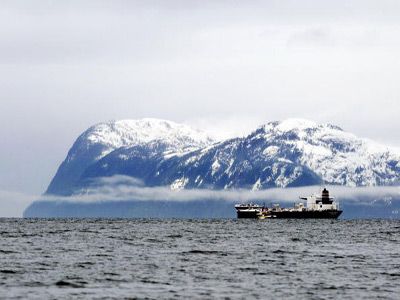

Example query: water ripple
[0,219,399,299]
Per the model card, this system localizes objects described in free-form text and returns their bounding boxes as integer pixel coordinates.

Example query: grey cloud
[2,1,400,64]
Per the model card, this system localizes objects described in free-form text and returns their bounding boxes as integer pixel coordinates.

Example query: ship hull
[236,210,260,219]
[264,210,342,219]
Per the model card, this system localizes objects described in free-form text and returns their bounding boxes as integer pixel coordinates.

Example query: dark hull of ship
[237,210,343,219]
[264,210,342,219]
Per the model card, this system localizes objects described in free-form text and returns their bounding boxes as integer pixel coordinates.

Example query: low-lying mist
[41,175,400,206]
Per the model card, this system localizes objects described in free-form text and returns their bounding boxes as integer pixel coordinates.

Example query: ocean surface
[0,219,399,299]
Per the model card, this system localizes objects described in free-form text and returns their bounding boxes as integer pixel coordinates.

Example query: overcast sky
[1,0,400,201]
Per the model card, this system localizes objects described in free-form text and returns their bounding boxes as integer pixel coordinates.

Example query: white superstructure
[300,188,339,211]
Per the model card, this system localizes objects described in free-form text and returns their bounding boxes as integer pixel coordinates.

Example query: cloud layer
[43,175,400,206]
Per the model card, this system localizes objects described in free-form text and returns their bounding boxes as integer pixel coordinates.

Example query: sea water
[0,219,399,299]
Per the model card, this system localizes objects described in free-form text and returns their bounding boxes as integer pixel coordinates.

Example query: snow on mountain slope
[81,118,214,158]
[255,119,400,187]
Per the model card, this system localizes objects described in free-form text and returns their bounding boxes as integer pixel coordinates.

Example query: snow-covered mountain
[46,118,214,195]
[46,118,400,196]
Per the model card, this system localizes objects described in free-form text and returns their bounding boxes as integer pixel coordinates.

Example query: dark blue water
[1,219,399,299]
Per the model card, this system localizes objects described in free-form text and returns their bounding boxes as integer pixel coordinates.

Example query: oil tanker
[235,188,342,219]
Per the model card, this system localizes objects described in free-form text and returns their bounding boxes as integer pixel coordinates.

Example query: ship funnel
[321,188,332,204]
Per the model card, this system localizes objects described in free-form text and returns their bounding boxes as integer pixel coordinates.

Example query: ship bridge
[301,188,338,211]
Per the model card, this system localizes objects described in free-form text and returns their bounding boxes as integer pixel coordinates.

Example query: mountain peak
[275,118,317,131]
[260,118,343,133]
[84,118,214,150]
